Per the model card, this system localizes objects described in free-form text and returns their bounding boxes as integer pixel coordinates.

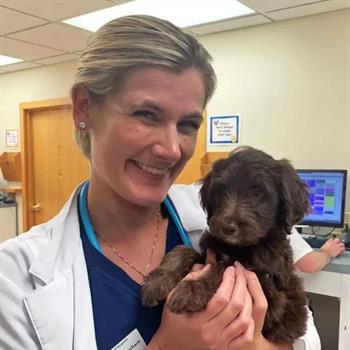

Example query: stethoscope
[78,181,192,254]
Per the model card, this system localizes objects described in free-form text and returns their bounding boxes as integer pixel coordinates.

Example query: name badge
[111,329,147,350]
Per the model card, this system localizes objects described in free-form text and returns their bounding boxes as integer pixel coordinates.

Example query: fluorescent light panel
[63,0,255,32]
[0,55,22,67]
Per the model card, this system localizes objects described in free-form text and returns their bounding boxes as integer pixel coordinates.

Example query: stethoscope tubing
[78,181,192,253]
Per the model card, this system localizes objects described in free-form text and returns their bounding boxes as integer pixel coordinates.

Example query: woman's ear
[71,85,91,131]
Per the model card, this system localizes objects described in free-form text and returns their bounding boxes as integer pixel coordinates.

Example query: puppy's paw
[167,279,212,314]
[141,274,175,307]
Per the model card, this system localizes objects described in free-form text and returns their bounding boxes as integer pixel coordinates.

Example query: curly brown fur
[142,146,310,344]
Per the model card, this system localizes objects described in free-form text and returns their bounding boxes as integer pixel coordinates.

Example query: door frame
[20,97,71,231]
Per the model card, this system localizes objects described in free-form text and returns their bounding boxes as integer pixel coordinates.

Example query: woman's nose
[152,127,181,162]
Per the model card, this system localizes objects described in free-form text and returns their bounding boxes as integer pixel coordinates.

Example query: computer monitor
[297,169,347,228]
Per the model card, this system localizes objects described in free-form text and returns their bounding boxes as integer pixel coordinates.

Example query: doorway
[21,98,90,230]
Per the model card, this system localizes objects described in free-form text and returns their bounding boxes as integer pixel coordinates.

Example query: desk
[299,251,350,350]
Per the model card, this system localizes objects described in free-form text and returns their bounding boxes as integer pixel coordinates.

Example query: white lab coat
[0,185,320,350]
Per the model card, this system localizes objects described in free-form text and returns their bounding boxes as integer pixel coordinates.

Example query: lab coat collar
[168,184,208,232]
[28,188,81,285]
[23,186,97,349]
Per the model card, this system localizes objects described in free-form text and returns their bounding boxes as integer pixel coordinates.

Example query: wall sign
[207,114,240,148]
[5,129,19,148]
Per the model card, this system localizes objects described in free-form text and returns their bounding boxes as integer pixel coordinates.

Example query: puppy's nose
[226,222,238,234]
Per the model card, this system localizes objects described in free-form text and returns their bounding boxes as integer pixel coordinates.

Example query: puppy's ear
[277,159,310,233]
[199,171,214,220]
[200,158,228,221]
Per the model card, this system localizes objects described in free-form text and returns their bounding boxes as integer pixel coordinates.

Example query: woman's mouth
[134,161,169,175]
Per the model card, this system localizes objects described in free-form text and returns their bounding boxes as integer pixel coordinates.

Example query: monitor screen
[297,169,347,227]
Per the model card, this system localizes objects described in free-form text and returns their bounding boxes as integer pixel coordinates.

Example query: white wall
[199,9,350,213]
[0,9,349,227]
[0,60,77,151]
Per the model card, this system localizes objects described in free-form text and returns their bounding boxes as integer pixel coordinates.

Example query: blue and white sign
[208,114,240,147]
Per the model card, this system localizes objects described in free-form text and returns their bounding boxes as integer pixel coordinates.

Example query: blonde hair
[71,15,216,158]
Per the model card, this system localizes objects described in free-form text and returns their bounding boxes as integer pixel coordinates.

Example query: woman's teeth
[135,161,168,175]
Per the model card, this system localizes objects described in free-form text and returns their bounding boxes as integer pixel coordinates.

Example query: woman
[0,15,320,350]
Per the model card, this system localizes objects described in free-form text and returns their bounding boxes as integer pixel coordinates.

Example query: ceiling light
[0,55,22,67]
[63,0,254,32]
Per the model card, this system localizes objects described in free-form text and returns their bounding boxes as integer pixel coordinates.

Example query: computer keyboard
[303,236,327,249]
[303,235,350,251]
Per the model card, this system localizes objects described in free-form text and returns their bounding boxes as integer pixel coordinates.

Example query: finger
[191,263,205,272]
[166,264,211,302]
[241,263,267,337]
[183,263,210,280]
[203,266,236,321]
[206,249,217,264]
[221,292,252,340]
[228,320,255,349]
[207,265,247,328]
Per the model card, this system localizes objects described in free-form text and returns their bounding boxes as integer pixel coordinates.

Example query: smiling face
[87,67,205,207]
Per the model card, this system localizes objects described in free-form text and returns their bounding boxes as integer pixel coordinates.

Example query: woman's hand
[320,237,345,259]
[148,262,267,350]
[296,237,345,273]
[149,261,293,350]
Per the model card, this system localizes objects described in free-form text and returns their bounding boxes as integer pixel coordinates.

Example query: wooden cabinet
[0,152,21,181]
[200,152,229,177]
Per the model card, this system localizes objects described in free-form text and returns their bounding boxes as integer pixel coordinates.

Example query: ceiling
[0,0,349,73]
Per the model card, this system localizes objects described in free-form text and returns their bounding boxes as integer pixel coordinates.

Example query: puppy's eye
[253,190,263,198]
[250,187,266,200]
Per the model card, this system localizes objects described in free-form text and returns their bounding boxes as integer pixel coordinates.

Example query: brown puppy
[142,146,310,343]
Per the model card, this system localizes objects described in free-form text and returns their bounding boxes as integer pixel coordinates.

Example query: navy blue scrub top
[79,203,184,350]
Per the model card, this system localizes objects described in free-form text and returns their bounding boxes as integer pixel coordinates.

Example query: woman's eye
[177,120,201,134]
[133,110,157,122]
